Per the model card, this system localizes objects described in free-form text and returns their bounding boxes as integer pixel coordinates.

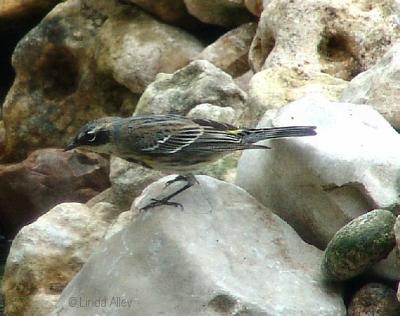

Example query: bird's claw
[140,198,183,211]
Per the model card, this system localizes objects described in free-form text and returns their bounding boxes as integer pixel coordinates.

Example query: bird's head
[65,117,118,154]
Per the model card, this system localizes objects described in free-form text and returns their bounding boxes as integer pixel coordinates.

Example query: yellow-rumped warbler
[65,114,316,209]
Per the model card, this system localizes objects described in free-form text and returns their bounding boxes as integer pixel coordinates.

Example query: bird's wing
[126,115,204,154]
[127,115,245,154]
[140,126,204,154]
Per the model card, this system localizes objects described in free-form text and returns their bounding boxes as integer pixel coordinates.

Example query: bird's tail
[240,126,317,144]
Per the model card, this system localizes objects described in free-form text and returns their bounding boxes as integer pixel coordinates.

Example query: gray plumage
[66,114,316,172]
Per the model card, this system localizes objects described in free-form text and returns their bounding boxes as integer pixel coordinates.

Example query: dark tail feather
[242,126,316,143]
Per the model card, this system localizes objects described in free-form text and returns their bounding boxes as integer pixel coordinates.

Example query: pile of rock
[1,0,400,315]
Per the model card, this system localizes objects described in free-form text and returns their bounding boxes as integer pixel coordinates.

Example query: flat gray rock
[52,176,345,316]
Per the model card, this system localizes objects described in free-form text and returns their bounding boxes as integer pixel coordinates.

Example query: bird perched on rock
[65,115,316,209]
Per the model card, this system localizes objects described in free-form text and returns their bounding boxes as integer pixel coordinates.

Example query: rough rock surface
[322,210,396,281]
[341,43,400,129]
[121,0,203,29]
[108,156,164,211]
[187,103,238,124]
[2,0,202,161]
[236,94,400,248]
[250,0,400,80]
[95,6,203,94]
[243,66,348,124]
[348,283,400,316]
[234,69,253,93]
[52,176,345,316]
[134,60,247,120]
[244,0,265,16]
[0,148,109,238]
[2,202,122,316]
[184,0,254,27]
[368,248,400,281]
[196,22,257,77]
[0,121,5,155]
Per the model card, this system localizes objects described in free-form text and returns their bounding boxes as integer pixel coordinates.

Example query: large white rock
[236,94,400,248]
[52,176,345,316]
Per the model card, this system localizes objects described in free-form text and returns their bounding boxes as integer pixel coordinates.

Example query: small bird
[65,115,316,209]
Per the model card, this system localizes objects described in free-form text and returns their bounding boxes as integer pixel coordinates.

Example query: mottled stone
[0,148,109,238]
[322,210,396,281]
[184,0,254,27]
[250,0,400,80]
[348,283,400,316]
[237,94,400,248]
[2,0,202,161]
[2,202,121,316]
[95,7,203,94]
[341,43,400,129]
[196,22,257,77]
[52,176,345,316]
[135,60,247,120]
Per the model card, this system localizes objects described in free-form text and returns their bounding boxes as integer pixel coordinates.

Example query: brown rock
[0,121,5,157]
[0,148,110,238]
[244,0,264,16]
[196,22,257,77]
[348,283,400,316]
[184,0,254,27]
[2,0,203,161]
[120,0,203,29]
[0,0,59,19]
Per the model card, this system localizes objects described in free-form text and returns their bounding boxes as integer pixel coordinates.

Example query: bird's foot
[140,174,197,211]
[140,197,183,211]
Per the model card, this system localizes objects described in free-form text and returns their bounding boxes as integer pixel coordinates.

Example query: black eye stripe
[76,129,110,146]
[88,133,97,142]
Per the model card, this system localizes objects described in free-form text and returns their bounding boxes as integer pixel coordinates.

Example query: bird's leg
[164,174,189,188]
[141,174,197,211]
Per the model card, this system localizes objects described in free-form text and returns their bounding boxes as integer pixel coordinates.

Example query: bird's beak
[64,141,77,152]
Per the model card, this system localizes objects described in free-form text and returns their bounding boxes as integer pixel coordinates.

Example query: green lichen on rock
[322,209,396,281]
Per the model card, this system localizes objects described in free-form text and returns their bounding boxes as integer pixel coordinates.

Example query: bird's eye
[87,131,96,142]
